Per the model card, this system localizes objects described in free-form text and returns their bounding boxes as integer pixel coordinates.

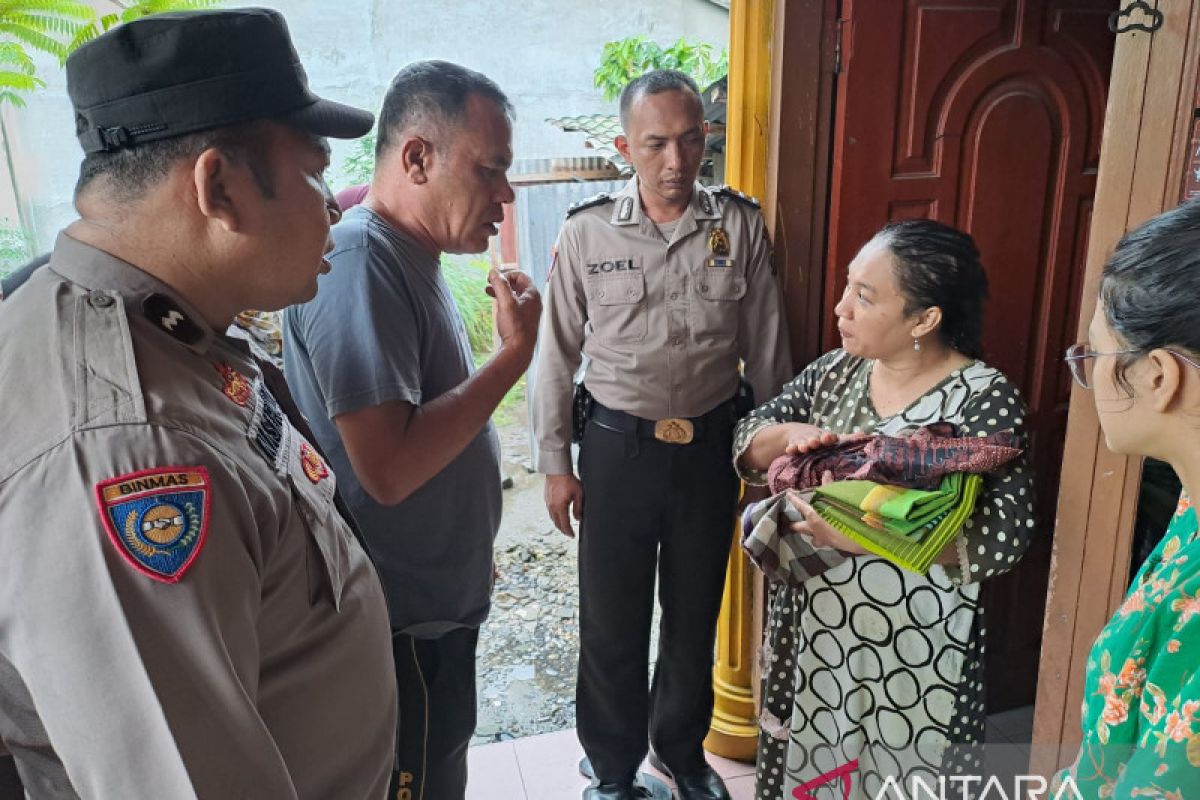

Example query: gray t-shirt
[283,205,502,637]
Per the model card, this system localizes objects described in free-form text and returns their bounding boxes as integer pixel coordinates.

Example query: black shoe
[647,753,732,800]
[579,757,672,800]
[583,782,638,800]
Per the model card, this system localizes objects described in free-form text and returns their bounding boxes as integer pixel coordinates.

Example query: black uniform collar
[48,231,219,356]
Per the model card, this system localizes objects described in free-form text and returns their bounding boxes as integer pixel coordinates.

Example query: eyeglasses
[1064,342,1200,389]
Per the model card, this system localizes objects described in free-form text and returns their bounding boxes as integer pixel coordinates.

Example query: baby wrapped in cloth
[743,422,1022,584]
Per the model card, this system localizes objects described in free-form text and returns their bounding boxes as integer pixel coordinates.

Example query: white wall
[5,0,728,250]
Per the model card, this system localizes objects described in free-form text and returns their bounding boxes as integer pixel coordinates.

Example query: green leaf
[339,131,377,186]
[63,19,96,53]
[0,69,41,91]
[594,34,729,102]
[440,255,494,357]
[0,0,228,107]
[0,220,33,277]
[0,22,68,59]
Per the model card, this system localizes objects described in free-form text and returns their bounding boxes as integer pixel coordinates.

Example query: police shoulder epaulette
[565,193,614,217]
[713,185,760,208]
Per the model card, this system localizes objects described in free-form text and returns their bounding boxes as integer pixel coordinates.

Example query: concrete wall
[4,0,728,250]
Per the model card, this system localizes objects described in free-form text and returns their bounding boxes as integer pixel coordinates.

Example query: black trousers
[0,755,21,798]
[576,413,739,784]
[389,627,479,800]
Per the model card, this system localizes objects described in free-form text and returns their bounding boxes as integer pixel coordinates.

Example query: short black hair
[618,69,702,131]
[1100,198,1200,393]
[376,60,513,157]
[872,219,989,358]
[75,120,277,203]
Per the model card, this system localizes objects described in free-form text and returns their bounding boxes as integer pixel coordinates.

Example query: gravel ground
[473,410,662,746]
[472,418,581,746]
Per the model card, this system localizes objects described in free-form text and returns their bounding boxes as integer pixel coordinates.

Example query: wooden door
[824,0,1115,710]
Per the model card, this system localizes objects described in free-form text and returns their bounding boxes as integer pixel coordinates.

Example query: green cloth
[1056,495,1200,798]
[811,473,982,574]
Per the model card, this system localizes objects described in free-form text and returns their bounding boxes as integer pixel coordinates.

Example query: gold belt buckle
[654,418,694,444]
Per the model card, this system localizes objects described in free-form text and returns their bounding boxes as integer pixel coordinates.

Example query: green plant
[0,220,33,277]
[0,0,223,108]
[593,35,728,102]
[440,255,526,426]
[340,131,376,188]
[88,0,223,33]
[0,1,92,107]
[0,1,225,243]
[441,255,494,357]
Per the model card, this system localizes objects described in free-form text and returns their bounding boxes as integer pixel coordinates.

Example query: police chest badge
[706,227,734,269]
[707,227,730,256]
[95,467,211,583]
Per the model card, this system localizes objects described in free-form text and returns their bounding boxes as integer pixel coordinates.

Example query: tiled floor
[467,705,1035,799]
[467,729,756,800]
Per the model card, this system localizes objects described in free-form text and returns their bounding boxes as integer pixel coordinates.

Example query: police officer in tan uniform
[532,70,793,800]
[0,10,396,798]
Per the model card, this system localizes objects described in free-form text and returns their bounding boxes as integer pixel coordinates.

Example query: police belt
[588,399,736,445]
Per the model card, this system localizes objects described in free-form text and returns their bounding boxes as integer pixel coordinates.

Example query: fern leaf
[0,70,42,92]
[0,22,67,59]
[63,20,96,53]
[0,90,26,108]
[0,0,90,18]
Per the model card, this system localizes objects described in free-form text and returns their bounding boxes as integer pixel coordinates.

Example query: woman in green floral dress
[1057,199,1200,797]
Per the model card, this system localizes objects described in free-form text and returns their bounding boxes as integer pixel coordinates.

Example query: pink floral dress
[1058,494,1200,798]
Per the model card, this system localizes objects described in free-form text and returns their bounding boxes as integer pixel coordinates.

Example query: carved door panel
[824,0,1115,709]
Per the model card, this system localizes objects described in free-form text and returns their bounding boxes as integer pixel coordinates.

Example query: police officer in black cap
[0,9,396,798]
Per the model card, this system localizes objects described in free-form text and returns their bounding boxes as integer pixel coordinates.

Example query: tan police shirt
[0,234,396,799]
[532,178,794,474]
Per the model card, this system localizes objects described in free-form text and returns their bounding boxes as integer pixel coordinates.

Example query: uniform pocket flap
[590,273,646,306]
[286,433,348,609]
[696,271,746,301]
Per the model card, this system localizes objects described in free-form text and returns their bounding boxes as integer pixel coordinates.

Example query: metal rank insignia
[142,292,204,345]
[617,196,634,222]
[96,467,211,583]
[707,227,731,256]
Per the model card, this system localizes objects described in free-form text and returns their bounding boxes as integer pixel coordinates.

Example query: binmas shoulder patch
[95,467,211,583]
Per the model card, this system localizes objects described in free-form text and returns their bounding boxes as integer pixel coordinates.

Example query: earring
[913,337,921,352]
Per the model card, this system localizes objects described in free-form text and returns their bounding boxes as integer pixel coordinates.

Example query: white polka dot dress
[733,350,1035,799]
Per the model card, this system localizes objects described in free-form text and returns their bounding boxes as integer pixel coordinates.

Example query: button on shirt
[532,178,794,474]
[0,234,396,799]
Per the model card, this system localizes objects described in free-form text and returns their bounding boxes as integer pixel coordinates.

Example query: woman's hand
[784,428,871,456]
[785,490,868,554]
[784,428,838,455]
[741,422,838,472]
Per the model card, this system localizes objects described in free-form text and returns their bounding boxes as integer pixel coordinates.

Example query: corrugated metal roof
[544,114,630,174]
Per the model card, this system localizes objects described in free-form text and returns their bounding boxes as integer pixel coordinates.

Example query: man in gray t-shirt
[285,204,503,634]
[283,61,540,800]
